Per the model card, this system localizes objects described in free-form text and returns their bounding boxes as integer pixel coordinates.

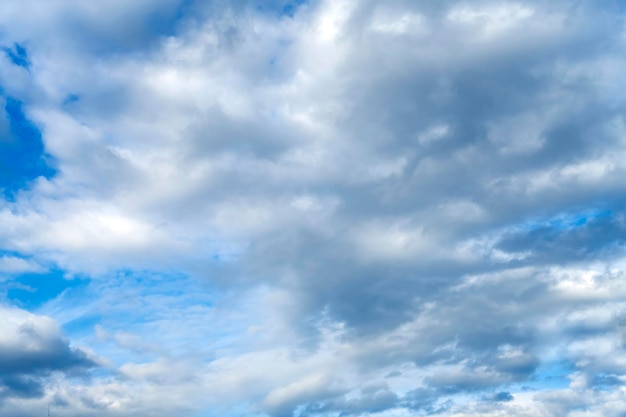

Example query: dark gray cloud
[0,307,97,401]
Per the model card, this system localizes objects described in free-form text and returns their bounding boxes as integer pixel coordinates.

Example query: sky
[1,0,626,416]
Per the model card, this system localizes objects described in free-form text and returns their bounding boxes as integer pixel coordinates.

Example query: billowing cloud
[0,306,96,403]
[0,0,625,416]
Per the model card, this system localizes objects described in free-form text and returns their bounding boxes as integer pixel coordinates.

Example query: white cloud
[0,256,44,274]
[1,0,626,416]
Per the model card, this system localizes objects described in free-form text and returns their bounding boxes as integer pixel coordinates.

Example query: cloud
[485,391,514,402]
[0,255,44,275]
[299,382,400,417]
[0,0,625,416]
[262,374,347,417]
[0,306,97,400]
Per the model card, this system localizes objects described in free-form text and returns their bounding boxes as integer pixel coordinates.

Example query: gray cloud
[0,306,97,402]
[487,391,514,402]
[0,0,625,416]
[300,383,400,417]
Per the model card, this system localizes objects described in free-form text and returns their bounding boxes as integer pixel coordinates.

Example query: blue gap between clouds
[281,0,308,17]
[519,208,614,233]
[254,0,308,17]
[62,314,102,337]
[0,43,56,199]
[531,360,573,390]
[498,361,572,396]
[0,96,57,199]
[6,267,87,310]
[59,270,219,367]
[2,43,30,69]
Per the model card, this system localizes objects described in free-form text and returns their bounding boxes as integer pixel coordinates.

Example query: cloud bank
[1,0,626,416]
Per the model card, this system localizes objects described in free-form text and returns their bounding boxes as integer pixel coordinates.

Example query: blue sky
[1,1,626,416]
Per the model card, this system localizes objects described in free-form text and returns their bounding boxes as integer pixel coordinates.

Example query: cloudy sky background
[1,0,626,416]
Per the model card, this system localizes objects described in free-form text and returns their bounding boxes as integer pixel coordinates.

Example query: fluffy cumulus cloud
[1,0,626,416]
[0,306,96,404]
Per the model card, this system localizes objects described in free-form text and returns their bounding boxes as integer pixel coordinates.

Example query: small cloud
[0,256,45,274]
[486,391,514,402]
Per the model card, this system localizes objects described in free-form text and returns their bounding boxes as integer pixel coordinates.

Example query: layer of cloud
[0,0,625,416]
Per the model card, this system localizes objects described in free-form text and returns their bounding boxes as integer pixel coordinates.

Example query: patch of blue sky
[281,0,309,17]
[0,248,33,258]
[62,94,80,106]
[39,269,234,363]
[253,0,309,17]
[462,361,573,403]
[194,404,262,417]
[62,314,103,338]
[527,360,573,390]
[6,268,87,311]
[0,96,57,199]
[516,208,614,233]
[2,43,30,69]
[110,269,216,307]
